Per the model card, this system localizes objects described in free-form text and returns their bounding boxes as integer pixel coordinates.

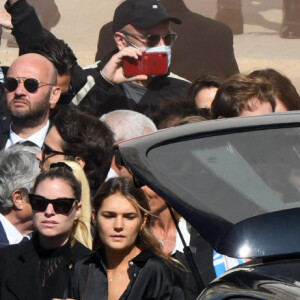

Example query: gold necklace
[108,275,119,282]
[107,270,123,282]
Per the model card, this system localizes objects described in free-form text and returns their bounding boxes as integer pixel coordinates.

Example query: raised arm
[5,0,48,54]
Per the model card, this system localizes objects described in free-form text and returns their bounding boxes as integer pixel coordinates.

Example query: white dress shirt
[0,213,23,244]
[5,120,50,149]
[172,217,191,254]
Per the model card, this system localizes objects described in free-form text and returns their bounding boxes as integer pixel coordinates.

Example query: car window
[148,126,300,224]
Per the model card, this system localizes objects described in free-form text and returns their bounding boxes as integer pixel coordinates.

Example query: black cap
[113,0,181,33]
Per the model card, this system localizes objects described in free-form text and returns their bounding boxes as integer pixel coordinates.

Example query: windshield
[148,126,300,224]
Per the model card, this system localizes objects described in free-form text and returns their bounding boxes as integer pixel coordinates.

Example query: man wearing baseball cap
[77,0,190,118]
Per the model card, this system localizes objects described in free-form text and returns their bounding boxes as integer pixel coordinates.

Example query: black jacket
[0,92,10,150]
[77,53,191,118]
[172,227,216,300]
[0,234,91,300]
[71,250,185,300]
[0,221,9,248]
[95,0,239,82]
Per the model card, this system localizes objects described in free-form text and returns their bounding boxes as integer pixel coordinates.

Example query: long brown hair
[92,177,168,261]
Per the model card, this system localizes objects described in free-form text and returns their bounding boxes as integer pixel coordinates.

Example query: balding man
[0,53,61,149]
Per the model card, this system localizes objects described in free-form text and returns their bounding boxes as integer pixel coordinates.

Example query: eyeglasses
[28,194,77,214]
[41,144,73,163]
[4,77,55,93]
[121,31,178,48]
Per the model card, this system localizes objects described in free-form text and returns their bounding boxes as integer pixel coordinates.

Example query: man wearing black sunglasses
[0,53,61,150]
[75,0,191,118]
[36,108,114,195]
[95,0,239,83]
[3,0,108,117]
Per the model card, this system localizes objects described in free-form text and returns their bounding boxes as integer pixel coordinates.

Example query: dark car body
[115,112,300,300]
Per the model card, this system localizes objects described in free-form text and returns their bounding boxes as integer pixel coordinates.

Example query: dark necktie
[20,236,30,243]
[15,141,39,148]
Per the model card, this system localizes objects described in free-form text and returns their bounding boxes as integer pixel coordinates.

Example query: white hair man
[100,109,157,178]
[0,144,40,247]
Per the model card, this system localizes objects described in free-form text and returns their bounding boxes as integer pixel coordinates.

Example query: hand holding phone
[123,52,168,77]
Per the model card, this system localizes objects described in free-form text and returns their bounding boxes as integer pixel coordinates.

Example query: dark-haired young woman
[71,176,184,300]
[0,164,91,300]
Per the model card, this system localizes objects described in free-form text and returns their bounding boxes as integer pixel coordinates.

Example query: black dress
[71,250,185,300]
[0,233,91,300]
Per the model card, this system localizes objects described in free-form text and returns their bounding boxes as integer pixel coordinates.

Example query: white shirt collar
[5,120,50,149]
[105,168,119,181]
[171,217,191,254]
[0,213,23,244]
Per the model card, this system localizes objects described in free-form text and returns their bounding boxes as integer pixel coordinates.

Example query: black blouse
[34,236,78,299]
[71,250,185,300]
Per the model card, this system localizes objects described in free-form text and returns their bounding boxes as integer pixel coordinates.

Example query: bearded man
[0,53,61,149]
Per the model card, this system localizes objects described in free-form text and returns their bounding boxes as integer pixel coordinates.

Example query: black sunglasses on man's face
[4,77,55,93]
[41,144,73,163]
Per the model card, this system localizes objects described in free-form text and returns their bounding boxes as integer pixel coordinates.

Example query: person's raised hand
[0,10,12,29]
[101,46,148,84]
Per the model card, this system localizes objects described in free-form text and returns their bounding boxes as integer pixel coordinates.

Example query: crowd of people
[0,0,299,299]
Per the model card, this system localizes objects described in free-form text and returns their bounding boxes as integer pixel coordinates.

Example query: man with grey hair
[0,143,40,247]
[100,109,157,142]
[100,109,157,178]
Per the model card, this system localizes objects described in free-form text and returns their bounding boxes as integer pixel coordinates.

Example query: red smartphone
[123,52,168,76]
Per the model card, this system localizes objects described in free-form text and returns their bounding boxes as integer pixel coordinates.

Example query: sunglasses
[28,194,77,214]
[4,77,55,93]
[121,31,177,48]
[41,144,73,163]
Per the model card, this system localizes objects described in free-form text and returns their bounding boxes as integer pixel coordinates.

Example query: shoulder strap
[167,204,205,293]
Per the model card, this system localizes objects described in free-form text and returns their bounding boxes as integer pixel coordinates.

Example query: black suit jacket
[172,227,216,300]
[0,91,10,150]
[0,234,92,300]
[95,0,239,82]
[0,221,9,248]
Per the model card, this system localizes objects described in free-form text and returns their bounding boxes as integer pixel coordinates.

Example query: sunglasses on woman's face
[28,194,77,214]
[4,77,55,93]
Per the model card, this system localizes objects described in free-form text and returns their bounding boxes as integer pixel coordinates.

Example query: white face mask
[146,45,172,68]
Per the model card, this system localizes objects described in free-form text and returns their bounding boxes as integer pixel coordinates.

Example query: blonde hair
[63,161,93,249]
